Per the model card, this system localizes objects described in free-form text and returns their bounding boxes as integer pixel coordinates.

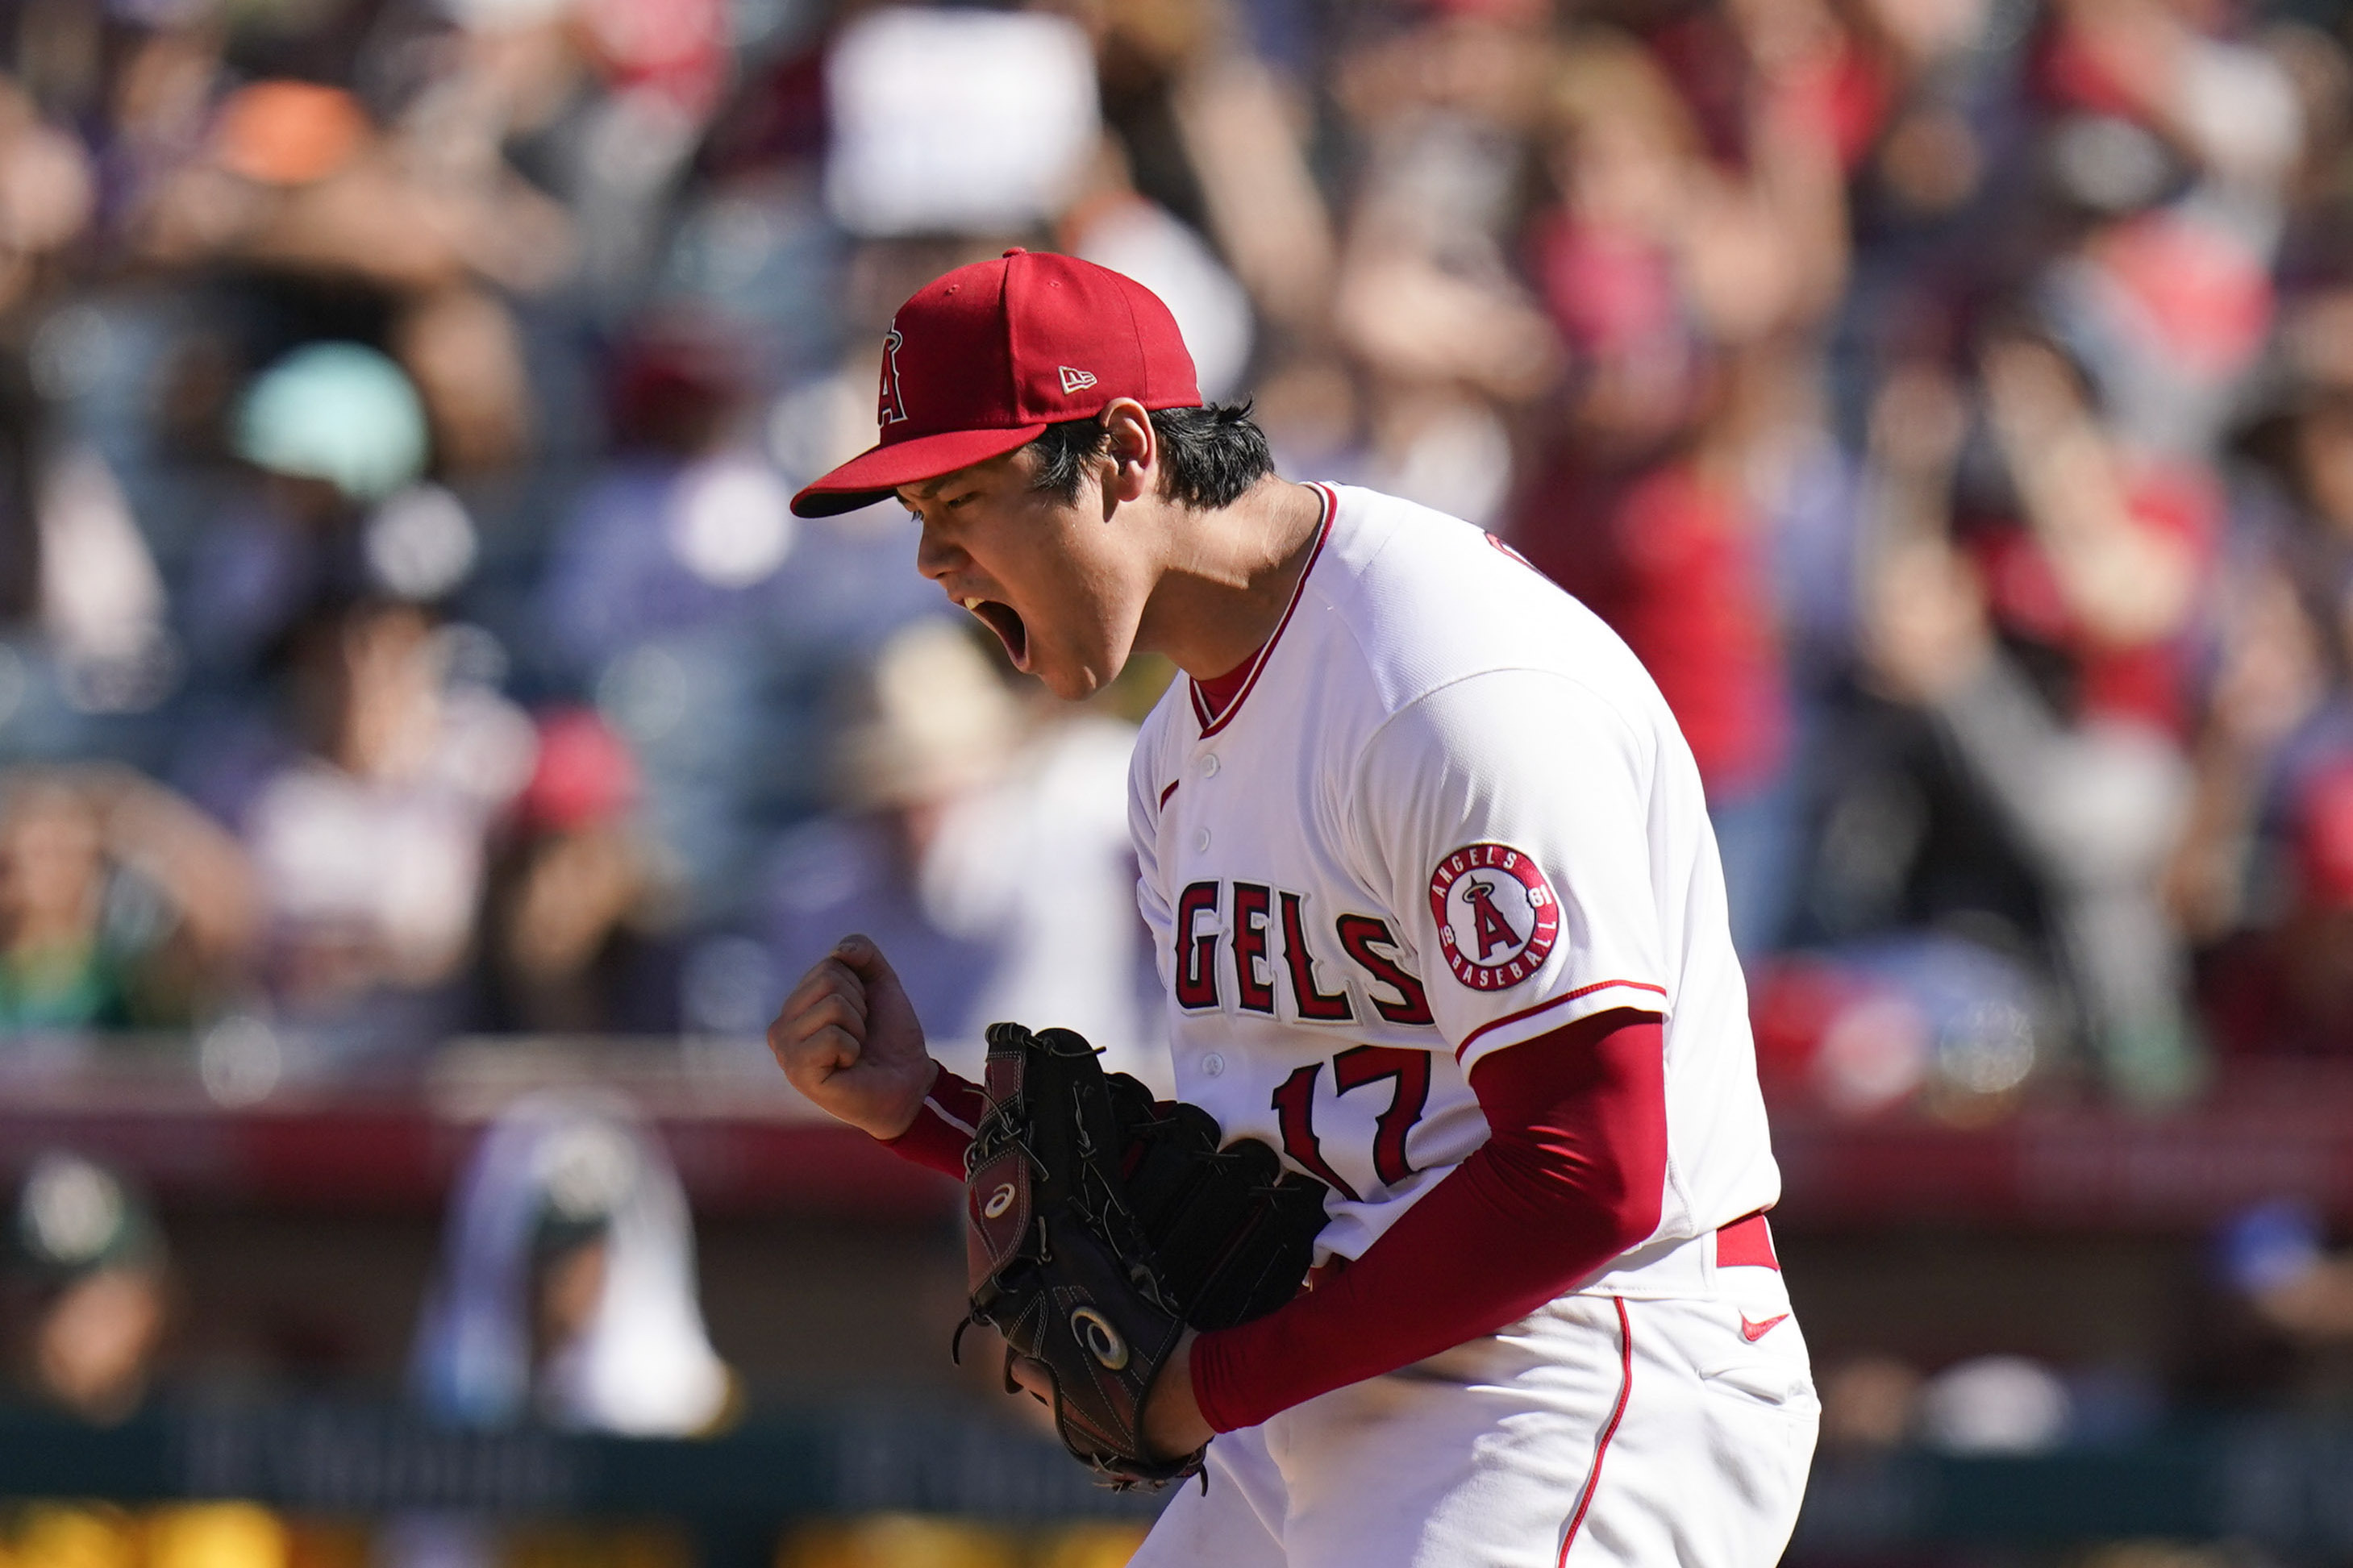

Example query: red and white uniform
[887,482,1815,1566]
[1127,484,1814,1567]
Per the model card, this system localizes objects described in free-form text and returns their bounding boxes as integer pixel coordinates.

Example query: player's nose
[913,521,963,583]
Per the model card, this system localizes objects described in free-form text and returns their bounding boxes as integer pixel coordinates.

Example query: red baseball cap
[790,248,1201,518]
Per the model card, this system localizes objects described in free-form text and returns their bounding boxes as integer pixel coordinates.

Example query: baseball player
[768,249,1817,1566]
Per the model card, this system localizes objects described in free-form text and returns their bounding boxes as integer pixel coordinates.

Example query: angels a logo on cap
[1428,843,1559,991]
[878,323,909,426]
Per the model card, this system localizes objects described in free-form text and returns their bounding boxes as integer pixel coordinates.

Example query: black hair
[1024,401,1276,511]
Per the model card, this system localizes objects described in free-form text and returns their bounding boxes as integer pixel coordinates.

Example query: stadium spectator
[234,597,532,1053]
[394,1094,733,1568]
[764,619,1166,1088]
[0,764,255,1030]
[177,342,433,686]
[2199,757,2353,1056]
[1510,22,1848,958]
[537,318,941,925]
[1847,347,2204,1102]
[3,1151,170,1425]
[410,1094,733,1433]
[477,707,681,1034]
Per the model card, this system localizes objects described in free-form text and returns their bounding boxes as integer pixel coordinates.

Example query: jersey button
[1201,754,1220,777]
[1201,1052,1226,1077]
[1194,828,1211,853]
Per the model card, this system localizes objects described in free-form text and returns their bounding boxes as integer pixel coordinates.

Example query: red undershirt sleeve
[878,1063,987,1179]
[1189,1008,1668,1433]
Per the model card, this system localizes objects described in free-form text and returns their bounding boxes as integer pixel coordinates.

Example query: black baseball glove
[959,1021,1329,1488]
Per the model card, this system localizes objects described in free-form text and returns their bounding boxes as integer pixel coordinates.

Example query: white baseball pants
[1131,1250,1818,1567]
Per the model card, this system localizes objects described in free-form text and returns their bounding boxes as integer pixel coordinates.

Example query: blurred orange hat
[214,81,370,186]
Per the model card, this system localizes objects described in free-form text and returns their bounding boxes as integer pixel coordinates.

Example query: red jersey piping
[1192,653,1254,718]
[1189,483,1336,736]
[1557,1296,1634,1565]
[1454,979,1669,1060]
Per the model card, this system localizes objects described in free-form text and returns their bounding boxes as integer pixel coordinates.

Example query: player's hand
[1006,1327,1214,1461]
[767,934,935,1139]
[1141,1329,1214,1459]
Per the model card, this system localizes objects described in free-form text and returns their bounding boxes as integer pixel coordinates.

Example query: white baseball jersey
[1128,482,1781,1279]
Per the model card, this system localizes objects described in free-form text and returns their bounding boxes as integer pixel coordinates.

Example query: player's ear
[1099,400,1155,510]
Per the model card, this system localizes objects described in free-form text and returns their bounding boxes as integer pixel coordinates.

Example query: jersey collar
[1188,483,1336,738]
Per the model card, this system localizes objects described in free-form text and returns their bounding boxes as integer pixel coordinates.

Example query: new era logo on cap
[1058,365,1097,394]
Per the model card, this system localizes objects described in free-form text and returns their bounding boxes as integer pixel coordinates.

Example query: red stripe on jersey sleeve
[878,1065,986,1179]
[1454,979,1669,1060]
[1190,1009,1667,1433]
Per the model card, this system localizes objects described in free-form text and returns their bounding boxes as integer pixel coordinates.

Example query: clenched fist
[766,934,936,1138]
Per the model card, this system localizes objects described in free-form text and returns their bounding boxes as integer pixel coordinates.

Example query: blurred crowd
[0,1121,1152,1567]
[3,1127,2353,1563]
[0,0,2350,1114]
[0,1108,735,1567]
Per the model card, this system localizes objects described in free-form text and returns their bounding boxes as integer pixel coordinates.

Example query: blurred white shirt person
[410,1092,733,1433]
[389,1096,733,1568]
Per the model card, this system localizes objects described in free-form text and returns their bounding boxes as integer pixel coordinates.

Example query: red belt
[1715,1208,1780,1271]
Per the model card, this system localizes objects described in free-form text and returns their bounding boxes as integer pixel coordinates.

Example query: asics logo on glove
[1072,1307,1130,1370]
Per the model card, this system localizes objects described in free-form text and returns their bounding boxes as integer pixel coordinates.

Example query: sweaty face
[901,450,1150,701]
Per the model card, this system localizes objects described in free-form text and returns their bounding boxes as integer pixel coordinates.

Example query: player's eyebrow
[900,455,1011,506]
[897,472,970,506]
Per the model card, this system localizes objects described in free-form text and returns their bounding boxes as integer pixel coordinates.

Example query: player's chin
[982,610,1117,701]
[1031,643,1113,702]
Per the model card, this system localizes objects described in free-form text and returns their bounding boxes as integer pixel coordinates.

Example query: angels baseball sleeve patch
[1428,842,1560,992]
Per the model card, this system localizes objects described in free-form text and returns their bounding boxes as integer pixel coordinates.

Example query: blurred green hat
[10,1150,161,1283]
[528,1117,639,1258]
[235,341,428,502]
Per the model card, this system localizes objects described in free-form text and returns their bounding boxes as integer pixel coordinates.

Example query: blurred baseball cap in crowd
[9,1151,161,1284]
[789,250,1201,518]
[518,709,640,835]
[235,343,428,503]
[607,318,753,456]
[527,1116,640,1257]
[213,81,370,187]
[829,620,1020,809]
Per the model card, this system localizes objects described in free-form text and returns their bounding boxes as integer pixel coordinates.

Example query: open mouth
[964,599,1029,668]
